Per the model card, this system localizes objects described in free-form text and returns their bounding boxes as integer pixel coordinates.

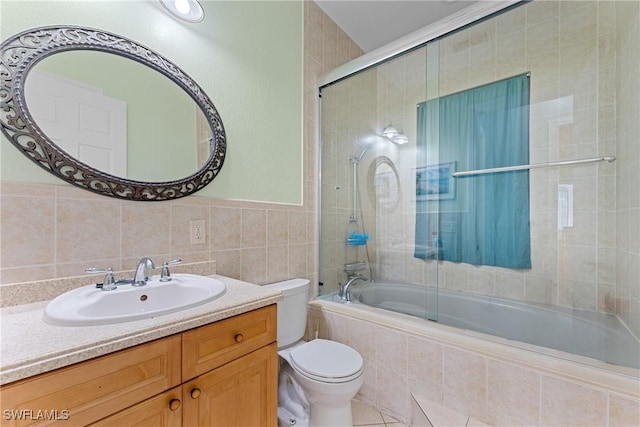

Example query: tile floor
[352,400,407,427]
[352,397,491,427]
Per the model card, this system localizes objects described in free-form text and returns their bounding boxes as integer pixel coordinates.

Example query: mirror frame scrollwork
[0,25,226,201]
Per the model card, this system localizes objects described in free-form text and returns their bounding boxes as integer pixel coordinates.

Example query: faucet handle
[86,267,117,291]
[159,259,182,282]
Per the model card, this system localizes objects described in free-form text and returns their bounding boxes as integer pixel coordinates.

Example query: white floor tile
[352,399,385,426]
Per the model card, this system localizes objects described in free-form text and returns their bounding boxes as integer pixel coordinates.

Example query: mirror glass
[25,51,212,182]
[370,156,400,211]
[0,26,226,201]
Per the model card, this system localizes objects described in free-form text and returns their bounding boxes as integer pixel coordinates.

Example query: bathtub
[311,284,640,426]
[320,282,639,370]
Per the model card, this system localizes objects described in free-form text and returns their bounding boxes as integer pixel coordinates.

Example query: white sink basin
[43,274,226,326]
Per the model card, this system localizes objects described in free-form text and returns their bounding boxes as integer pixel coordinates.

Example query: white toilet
[264,278,364,427]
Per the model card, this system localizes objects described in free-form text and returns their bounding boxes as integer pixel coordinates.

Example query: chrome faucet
[340,275,368,302]
[133,257,155,287]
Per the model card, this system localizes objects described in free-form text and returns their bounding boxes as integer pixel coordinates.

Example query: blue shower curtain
[415,74,531,269]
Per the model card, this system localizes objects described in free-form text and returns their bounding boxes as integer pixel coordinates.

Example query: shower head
[354,146,370,163]
[352,136,386,163]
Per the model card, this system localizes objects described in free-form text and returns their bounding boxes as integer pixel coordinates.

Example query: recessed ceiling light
[159,0,205,23]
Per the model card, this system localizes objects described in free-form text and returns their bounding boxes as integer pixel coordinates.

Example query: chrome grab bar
[451,156,616,177]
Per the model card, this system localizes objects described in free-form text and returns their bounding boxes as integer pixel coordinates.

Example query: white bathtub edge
[310,299,640,399]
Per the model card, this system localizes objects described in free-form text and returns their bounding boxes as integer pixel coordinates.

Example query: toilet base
[278,406,309,427]
[309,401,353,427]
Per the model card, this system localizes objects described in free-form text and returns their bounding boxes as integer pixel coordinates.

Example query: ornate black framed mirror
[0,26,226,201]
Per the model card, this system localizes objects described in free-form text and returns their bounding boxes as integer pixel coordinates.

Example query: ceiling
[316,0,477,52]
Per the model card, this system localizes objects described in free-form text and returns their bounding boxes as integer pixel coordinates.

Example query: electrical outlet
[190,219,206,244]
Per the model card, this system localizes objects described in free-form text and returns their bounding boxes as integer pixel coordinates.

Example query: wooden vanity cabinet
[0,305,277,427]
[1,335,182,427]
[182,343,277,427]
[89,387,183,427]
[181,304,278,427]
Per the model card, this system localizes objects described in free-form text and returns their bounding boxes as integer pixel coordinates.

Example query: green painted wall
[0,0,304,204]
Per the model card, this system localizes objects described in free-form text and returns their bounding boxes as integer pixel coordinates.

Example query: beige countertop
[0,275,281,385]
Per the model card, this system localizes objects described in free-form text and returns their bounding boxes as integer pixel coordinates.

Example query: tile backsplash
[0,181,315,286]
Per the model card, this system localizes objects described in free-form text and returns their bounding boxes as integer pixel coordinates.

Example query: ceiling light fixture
[159,0,204,23]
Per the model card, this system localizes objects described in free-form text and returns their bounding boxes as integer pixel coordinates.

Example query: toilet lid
[289,339,363,383]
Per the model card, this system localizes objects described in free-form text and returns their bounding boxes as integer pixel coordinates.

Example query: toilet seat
[289,339,364,384]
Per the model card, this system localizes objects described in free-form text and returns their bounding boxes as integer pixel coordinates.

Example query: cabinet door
[183,343,278,427]
[0,335,181,427]
[182,305,276,381]
[89,387,182,427]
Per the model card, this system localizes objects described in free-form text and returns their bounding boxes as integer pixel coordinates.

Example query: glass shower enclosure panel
[318,43,439,321]
[318,0,639,371]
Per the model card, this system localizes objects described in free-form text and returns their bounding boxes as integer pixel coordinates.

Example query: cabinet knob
[169,398,181,411]
[234,333,244,343]
[190,388,202,399]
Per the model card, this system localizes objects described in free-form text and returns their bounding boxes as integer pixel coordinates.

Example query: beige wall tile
[0,265,55,284]
[540,375,607,426]
[241,208,267,248]
[442,347,487,419]
[407,336,443,403]
[1,195,55,267]
[210,206,241,251]
[56,198,121,263]
[211,249,241,279]
[609,394,640,427]
[241,247,266,284]
[121,202,170,258]
[376,365,409,420]
[267,210,289,246]
[266,245,289,283]
[487,360,540,426]
[0,182,55,197]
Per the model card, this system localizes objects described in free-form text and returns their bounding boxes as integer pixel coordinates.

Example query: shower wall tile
[615,0,640,338]
[347,0,629,317]
[526,0,559,27]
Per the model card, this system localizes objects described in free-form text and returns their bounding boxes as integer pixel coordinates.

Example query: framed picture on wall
[415,161,456,200]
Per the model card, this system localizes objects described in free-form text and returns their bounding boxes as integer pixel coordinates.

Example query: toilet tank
[263,278,310,348]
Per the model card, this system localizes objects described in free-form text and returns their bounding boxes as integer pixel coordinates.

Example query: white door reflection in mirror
[25,70,127,177]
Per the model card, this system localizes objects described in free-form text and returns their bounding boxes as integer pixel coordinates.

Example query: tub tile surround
[309,301,640,427]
